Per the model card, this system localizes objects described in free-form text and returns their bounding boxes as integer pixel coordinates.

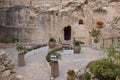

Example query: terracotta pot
[48,42,56,49]
[74,45,81,53]
[97,25,103,28]
[67,75,75,80]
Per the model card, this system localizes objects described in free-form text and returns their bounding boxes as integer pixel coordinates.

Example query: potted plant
[16,45,28,66]
[67,70,76,80]
[74,41,84,53]
[96,21,104,28]
[48,37,56,49]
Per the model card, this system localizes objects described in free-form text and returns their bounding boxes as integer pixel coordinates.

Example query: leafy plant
[89,58,120,80]
[83,72,91,80]
[89,28,100,37]
[102,45,120,65]
[94,37,99,43]
[16,45,29,53]
[67,70,76,76]
[74,40,84,46]
[46,47,62,62]
[49,37,56,42]
[27,44,47,51]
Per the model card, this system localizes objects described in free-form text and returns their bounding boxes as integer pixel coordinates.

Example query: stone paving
[1,46,106,80]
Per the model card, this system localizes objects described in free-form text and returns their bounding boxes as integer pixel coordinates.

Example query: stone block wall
[0,50,18,80]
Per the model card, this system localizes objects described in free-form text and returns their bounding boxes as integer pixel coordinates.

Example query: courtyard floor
[1,46,106,80]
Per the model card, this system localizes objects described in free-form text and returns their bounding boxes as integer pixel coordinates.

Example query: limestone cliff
[0,0,120,44]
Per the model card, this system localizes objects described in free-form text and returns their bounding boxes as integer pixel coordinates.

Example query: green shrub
[49,37,56,42]
[27,44,47,51]
[89,58,120,80]
[16,45,29,53]
[74,40,84,46]
[94,37,99,43]
[83,72,91,80]
[46,47,62,62]
[102,45,120,65]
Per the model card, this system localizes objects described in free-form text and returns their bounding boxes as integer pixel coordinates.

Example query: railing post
[118,37,120,44]
[103,39,104,47]
[112,37,114,46]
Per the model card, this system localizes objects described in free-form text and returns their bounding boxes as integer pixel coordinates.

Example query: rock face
[0,0,120,45]
[0,50,18,80]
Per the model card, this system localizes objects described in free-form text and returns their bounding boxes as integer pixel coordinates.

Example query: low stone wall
[0,50,18,80]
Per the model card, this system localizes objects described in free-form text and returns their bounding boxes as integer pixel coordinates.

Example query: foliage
[88,45,120,79]
[49,37,56,42]
[16,44,47,54]
[16,45,29,53]
[89,58,120,80]
[83,72,91,80]
[102,45,120,65]
[46,47,62,62]
[0,36,19,43]
[27,44,47,51]
[67,70,76,76]
[89,28,100,37]
[94,37,99,43]
[74,40,84,46]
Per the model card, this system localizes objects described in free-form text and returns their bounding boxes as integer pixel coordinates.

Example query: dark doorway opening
[64,26,71,40]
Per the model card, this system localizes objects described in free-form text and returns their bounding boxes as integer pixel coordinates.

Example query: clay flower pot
[96,21,104,28]
[74,45,81,53]
[74,41,82,54]
[48,42,56,49]
[67,70,76,80]
[67,75,75,80]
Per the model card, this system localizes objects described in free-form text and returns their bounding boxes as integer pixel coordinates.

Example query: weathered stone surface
[5,64,15,70]
[2,70,11,77]
[0,50,18,80]
[0,0,120,45]
[0,65,5,72]
[3,60,11,66]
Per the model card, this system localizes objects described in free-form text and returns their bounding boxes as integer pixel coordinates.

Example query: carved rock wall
[0,0,120,44]
[0,50,18,80]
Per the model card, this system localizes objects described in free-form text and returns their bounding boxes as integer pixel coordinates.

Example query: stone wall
[0,50,18,80]
[0,0,120,45]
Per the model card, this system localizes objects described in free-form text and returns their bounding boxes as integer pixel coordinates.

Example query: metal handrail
[103,36,120,47]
